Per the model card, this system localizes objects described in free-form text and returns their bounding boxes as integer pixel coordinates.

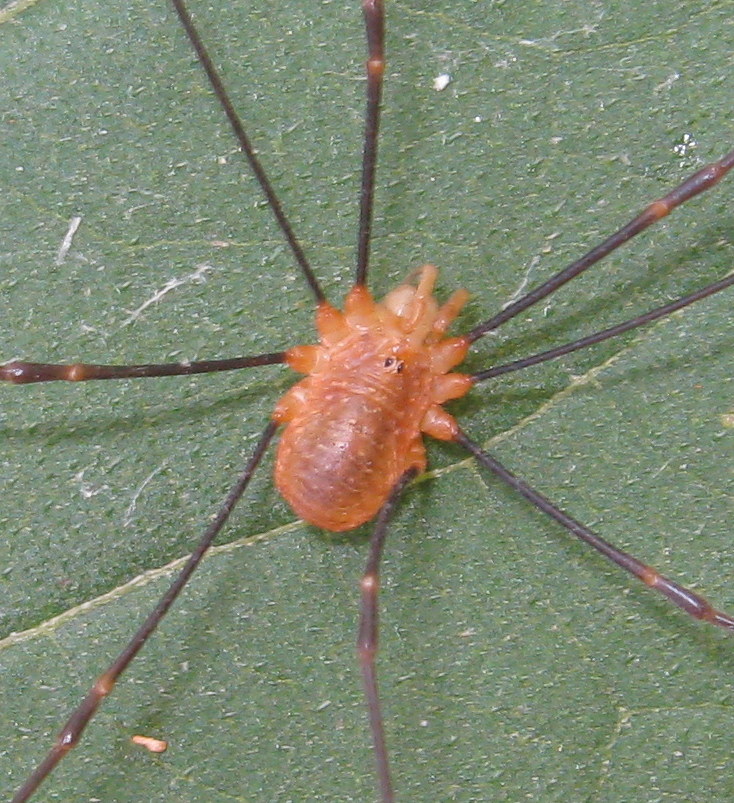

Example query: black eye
[383,357,404,373]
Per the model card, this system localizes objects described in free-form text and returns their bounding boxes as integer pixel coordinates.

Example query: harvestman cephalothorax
[1,0,734,800]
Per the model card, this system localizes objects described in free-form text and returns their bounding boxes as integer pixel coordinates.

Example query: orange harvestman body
[275,265,471,530]
[4,0,734,800]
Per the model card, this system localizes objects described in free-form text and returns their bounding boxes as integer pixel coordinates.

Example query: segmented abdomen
[275,378,428,531]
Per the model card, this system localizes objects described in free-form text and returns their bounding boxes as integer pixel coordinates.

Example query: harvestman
[4,1,734,801]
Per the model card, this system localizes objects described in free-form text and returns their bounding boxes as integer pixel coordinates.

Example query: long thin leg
[7,2,320,379]
[357,466,419,803]
[467,147,734,343]
[355,0,386,287]
[11,421,278,803]
[169,0,325,303]
[0,352,286,384]
[471,271,734,383]
[454,428,734,629]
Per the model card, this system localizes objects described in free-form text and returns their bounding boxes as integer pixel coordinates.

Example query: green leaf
[1,0,732,801]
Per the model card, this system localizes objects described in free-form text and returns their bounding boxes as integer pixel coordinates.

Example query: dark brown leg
[11,422,278,803]
[355,0,386,287]
[471,271,734,383]
[357,467,419,803]
[455,428,734,630]
[169,0,325,303]
[467,147,734,342]
[0,352,285,384]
